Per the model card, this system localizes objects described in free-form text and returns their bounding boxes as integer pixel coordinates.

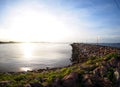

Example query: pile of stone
[71,43,120,63]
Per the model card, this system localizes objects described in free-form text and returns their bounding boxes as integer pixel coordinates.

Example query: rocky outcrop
[82,74,113,87]
[62,72,79,87]
[0,81,11,87]
[46,72,80,87]
[25,82,43,87]
[69,43,120,87]
[71,43,120,63]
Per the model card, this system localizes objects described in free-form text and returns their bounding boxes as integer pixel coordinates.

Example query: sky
[0,0,120,43]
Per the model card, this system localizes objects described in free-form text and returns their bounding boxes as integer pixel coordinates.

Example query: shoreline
[0,64,73,74]
[1,43,120,73]
[1,43,120,87]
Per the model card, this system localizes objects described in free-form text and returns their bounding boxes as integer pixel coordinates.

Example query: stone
[117,62,120,68]
[25,84,31,87]
[99,65,107,77]
[52,78,62,87]
[109,58,118,67]
[114,78,120,87]
[92,77,112,87]
[71,43,119,63]
[114,69,120,80]
[0,81,11,86]
[28,82,43,87]
[93,67,101,77]
[84,79,93,87]
[62,72,79,87]
[82,74,94,87]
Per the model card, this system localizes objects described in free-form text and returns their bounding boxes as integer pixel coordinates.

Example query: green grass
[104,67,115,83]
[84,53,119,65]
[0,53,119,86]
[0,65,82,86]
[106,53,119,60]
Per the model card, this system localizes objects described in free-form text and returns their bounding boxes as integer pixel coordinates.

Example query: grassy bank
[0,53,119,87]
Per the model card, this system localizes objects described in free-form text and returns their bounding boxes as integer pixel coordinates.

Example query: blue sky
[0,0,120,43]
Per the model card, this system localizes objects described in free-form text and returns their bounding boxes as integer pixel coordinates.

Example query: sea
[0,43,120,72]
[0,43,72,72]
[98,43,120,48]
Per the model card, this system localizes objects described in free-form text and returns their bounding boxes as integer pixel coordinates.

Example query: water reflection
[21,43,34,60]
[0,43,72,72]
[20,67,32,72]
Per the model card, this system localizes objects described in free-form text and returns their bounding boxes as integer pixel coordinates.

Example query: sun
[3,2,70,42]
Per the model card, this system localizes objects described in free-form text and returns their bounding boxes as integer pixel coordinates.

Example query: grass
[0,65,83,86]
[84,53,119,65]
[0,53,119,86]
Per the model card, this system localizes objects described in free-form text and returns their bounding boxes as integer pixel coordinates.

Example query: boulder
[0,81,11,86]
[114,69,120,80]
[62,72,79,87]
[25,82,43,87]
[109,58,118,67]
[25,84,31,87]
[91,77,112,87]
[99,66,107,77]
[82,74,94,87]
[93,67,101,77]
[117,62,120,68]
[52,78,63,87]
[84,79,93,87]
[82,74,113,87]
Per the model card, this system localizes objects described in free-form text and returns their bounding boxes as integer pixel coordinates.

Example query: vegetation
[84,53,119,65]
[0,65,83,86]
[0,52,119,86]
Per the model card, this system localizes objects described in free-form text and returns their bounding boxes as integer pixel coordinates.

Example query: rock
[91,77,112,87]
[109,58,118,67]
[114,69,120,80]
[84,79,93,87]
[99,78,112,87]
[82,74,93,81]
[93,65,107,77]
[71,43,120,63]
[99,66,107,77]
[42,82,49,87]
[117,62,120,68]
[82,74,113,87]
[0,81,11,86]
[82,74,94,87]
[93,67,101,77]
[63,72,78,81]
[25,82,43,87]
[98,78,112,87]
[62,72,79,87]
[52,78,62,87]
[25,84,31,87]
[114,78,120,87]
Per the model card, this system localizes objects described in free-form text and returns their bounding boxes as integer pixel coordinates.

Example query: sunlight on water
[20,43,34,60]
[0,43,72,72]
[20,67,32,72]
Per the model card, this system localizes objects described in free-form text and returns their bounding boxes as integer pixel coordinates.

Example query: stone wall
[71,43,120,63]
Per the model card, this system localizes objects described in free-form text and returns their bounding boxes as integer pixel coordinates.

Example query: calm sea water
[0,43,72,72]
[99,43,120,48]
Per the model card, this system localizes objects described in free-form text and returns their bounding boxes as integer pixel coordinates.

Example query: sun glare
[21,43,34,60]
[20,67,32,72]
[3,2,70,42]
